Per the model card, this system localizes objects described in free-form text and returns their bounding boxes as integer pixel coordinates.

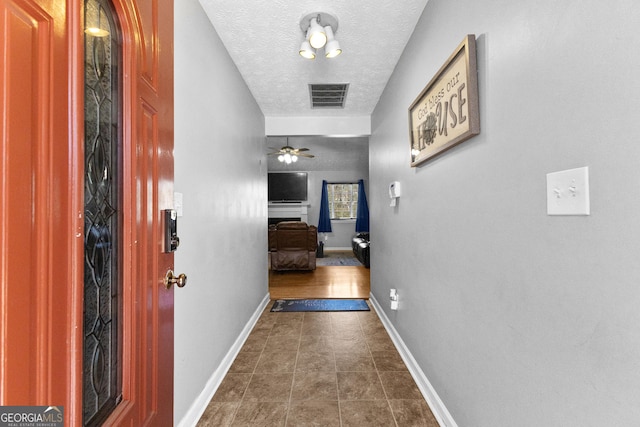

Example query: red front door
[107,0,175,424]
[0,0,175,424]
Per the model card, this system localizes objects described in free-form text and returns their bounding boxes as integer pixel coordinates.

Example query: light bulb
[299,29,316,59]
[324,26,341,58]
[292,155,298,162]
[308,18,327,49]
[299,41,316,59]
[278,155,284,162]
[325,42,342,58]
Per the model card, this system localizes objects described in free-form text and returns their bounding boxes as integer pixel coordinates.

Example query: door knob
[164,270,187,289]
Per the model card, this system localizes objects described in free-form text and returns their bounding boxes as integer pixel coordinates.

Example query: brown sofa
[268,221,317,271]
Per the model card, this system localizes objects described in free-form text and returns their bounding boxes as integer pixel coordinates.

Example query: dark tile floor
[197,301,439,426]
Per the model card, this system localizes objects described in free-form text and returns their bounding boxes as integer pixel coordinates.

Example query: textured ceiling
[198,0,429,118]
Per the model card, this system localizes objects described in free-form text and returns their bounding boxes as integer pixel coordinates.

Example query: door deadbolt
[164,209,180,252]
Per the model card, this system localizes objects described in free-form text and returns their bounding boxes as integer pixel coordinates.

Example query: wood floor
[269,265,370,300]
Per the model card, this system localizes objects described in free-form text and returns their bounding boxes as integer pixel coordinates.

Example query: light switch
[546,167,590,215]
[390,289,398,310]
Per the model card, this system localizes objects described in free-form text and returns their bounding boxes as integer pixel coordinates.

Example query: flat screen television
[268,172,308,202]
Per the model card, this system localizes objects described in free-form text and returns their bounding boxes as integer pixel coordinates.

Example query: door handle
[164,270,187,289]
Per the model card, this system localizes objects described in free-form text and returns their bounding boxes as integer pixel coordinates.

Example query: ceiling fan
[267,141,315,164]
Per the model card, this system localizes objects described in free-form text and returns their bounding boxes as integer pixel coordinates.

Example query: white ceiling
[198,0,429,118]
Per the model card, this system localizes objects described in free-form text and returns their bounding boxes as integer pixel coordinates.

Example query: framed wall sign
[408,34,480,167]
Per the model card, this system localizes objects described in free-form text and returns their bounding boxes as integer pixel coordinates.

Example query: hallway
[197,301,438,426]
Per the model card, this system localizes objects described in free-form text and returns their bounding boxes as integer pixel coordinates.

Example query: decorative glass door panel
[83,0,122,424]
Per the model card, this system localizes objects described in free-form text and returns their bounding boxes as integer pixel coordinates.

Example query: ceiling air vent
[309,83,349,109]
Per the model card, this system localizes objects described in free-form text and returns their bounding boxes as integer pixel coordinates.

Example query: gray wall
[370,0,640,426]
[268,136,369,248]
[174,0,267,423]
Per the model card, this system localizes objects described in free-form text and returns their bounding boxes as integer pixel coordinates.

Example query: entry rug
[270,299,370,312]
[316,253,362,267]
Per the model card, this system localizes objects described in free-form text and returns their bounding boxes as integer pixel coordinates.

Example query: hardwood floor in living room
[269,264,370,300]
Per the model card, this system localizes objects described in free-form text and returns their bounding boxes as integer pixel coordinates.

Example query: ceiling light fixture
[299,12,341,60]
[268,142,315,164]
[323,26,342,58]
[308,17,327,49]
[279,151,299,164]
[299,29,316,59]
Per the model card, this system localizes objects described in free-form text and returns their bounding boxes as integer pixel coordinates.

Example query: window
[84,0,122,424]
[327,183,359,220]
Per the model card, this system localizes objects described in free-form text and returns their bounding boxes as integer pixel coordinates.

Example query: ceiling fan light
[291,155,298,162]
[278,155,284,162]
[308,18,327,49]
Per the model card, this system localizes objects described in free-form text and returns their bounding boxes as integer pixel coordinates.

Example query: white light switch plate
[546,167,590,215]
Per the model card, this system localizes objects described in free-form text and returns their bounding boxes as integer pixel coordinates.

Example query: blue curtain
[355,179,370,233]
[318,180,332,233]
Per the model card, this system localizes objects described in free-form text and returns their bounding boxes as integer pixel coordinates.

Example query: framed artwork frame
[408,34,480,167]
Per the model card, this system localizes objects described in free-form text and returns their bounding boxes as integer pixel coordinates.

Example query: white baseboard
[369,294,458,427]
[176,293,270,427]
[323,246,352,251]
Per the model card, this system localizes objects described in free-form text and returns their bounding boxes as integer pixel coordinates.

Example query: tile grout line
[332,314,345,427]
[235,311,274,426]
[236,314,269,425]
[283,311,304,426]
